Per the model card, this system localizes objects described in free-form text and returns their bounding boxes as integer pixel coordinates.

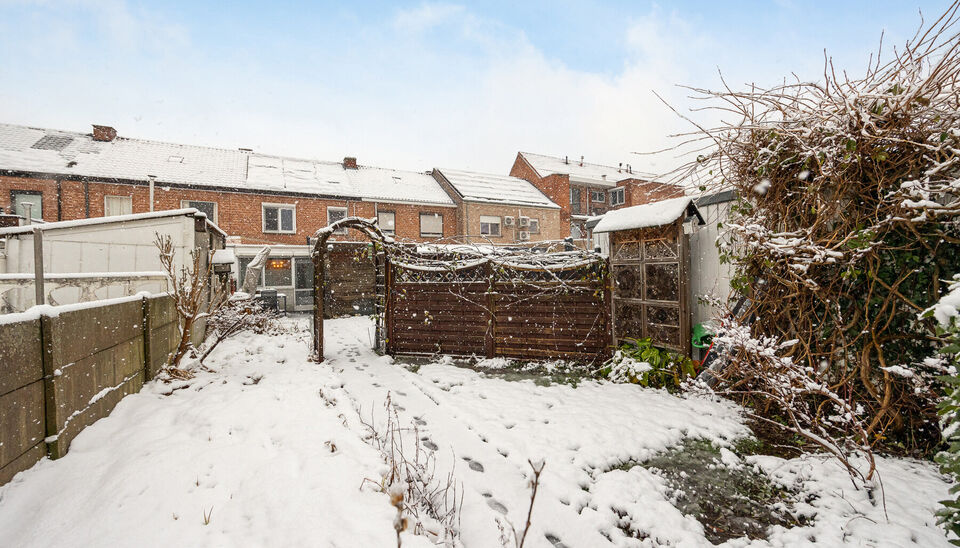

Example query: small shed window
[264,258,293,287]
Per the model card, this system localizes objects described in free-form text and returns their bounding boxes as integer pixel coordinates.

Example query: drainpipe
[148,175,156,212]
[56,179,63,221]
[83,182,90,217]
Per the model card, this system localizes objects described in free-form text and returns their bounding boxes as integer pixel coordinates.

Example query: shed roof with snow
[0,123,455,207]
[592,196,702,233]
[433,168,560,209]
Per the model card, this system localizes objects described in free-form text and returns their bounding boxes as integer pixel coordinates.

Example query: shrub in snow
[675,6,960,456]
[601,338,695,389]
[925,275,960,542]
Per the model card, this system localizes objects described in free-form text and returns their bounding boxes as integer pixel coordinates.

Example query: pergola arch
[310,217,392,362]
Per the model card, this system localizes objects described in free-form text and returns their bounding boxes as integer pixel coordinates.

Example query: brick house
[510,152,685,247]
[0,123,457,245]
[430,168,562,243]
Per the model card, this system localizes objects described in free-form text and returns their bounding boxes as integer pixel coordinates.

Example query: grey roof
[0,123,455,206]
[434,168,559,209]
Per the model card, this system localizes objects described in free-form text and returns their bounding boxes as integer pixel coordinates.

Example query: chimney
[343,156,358,169]
[580,155,584,167]
[627,164,632,174]
[92,125,117,142]
[564,155,568,164]
[618,162,622,173]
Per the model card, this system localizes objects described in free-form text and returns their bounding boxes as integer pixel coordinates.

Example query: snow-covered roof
[0,208,225,236]
[0,123,455,206]
[519,152,654,188]
[434,168,559,209]
[592,196,697,233]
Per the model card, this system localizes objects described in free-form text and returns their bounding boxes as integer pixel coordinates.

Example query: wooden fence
[386,259,610,361]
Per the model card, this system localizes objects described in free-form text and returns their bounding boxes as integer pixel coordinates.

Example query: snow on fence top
[593,196,696,233]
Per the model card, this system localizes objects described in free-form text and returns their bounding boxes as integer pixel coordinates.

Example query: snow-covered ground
[0,317,952,547]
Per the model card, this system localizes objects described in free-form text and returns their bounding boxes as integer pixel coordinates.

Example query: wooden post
[32,227,44,307]
[384,258,393,355]
[312,237,326,361]
[484,261,495,358]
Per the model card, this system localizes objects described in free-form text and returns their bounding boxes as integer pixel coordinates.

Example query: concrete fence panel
[0,318,45,485]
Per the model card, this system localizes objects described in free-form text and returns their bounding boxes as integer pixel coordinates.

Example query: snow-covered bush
[601,338,695,389]
[677,6,960,456]
[925,275,960,541]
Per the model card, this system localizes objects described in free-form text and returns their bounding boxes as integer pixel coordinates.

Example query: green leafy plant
[600,337,696,390]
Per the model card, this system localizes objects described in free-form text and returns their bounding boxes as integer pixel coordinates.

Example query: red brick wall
[509,155,571,224]
[0,175,456,243]
[618,180,686,208]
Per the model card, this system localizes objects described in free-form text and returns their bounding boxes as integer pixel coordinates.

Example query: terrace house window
[104,195,132,216]
[420,213,443,238]
[591,190,606,202]
[480,215,501,237]
[263,204,296,233]
[570,187,582,215]
[528,218,540,234]
[609,187,625,206]
[182,200,218,223]
[327,206,347,234]
[11,190,42,220]
[377,211,396,236]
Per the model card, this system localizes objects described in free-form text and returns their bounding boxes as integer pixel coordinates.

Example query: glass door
[294,257,315,311]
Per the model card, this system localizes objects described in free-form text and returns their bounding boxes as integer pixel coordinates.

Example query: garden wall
[0,293,179,486]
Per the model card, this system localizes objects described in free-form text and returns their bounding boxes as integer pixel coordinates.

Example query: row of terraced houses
[0,123,685,247]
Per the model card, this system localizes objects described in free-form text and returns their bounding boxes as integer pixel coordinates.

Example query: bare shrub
[496,460,545,548]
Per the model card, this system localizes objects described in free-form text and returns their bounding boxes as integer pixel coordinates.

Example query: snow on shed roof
[434,168,559,209]
[0,123,454,206]
[519,152,655,188]
[0,208,226,237]
[592,196,698,233]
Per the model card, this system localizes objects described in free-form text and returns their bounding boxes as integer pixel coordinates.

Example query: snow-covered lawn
[0,317,952,547]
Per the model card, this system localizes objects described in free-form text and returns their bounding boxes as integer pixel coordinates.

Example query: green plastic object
[692,323,714,349]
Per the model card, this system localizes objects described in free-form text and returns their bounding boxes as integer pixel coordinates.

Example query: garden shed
[593,196,704,356]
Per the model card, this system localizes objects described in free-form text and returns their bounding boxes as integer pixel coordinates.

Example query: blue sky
[0,1,950,174]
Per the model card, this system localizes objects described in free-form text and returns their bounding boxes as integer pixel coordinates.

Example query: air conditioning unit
[504,216,515,226]
[518,216,530,228]
[518,231,530,241]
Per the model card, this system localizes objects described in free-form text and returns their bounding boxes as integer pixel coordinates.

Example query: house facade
[510,152,685,247]
[430,168,563,242]
[0,123,457,245]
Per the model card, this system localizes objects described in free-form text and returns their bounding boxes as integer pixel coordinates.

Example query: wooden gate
[610,220,690,356]
[386,257,610,361]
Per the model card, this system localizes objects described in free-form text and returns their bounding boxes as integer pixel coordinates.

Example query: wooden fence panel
[386,261,610,362]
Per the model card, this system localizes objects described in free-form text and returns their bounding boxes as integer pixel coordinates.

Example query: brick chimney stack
[92,125,117,142]
[343,157,358,169]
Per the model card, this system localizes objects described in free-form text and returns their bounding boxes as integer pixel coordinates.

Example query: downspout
[55,179,62,221]
[83,181,90,218]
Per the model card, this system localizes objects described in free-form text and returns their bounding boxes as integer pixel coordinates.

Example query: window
[609,187,625,206]
[479,215,501,237]
[420,212,443,238]
[327,206,348,234]
[263,204,296,233]
[264,258,293,287]
[570,188,582,215]
[591,190,606,202]
[377,211,396,236]
[181,200,217,223]
[11,191,42,220]
[528,218,540,234]
[571,224,583,239]
[104,195,132,216]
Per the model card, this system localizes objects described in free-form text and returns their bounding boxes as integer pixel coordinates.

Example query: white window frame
[419,212,443,238]
[262,257,295,288]
[262,203,297,234]
[104,195,133,216]
[377,210,396,236]
[327,206,348,234]
[609,188,625,206]
[528,218,540,234]
[181,199,218,224]
[591,190,606,202]
[479,215,502,237]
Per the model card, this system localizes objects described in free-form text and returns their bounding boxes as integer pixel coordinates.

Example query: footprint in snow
[413,418,427,426]
[545,533,569,548]
[396,391,406,396]
[486,499,508,514]
[421,438,439,451]
[497,448,509,458]
[504,422,516,429]
[462,457,484,472]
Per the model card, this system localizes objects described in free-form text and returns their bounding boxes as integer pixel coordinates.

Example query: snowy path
[0,317,953,547]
